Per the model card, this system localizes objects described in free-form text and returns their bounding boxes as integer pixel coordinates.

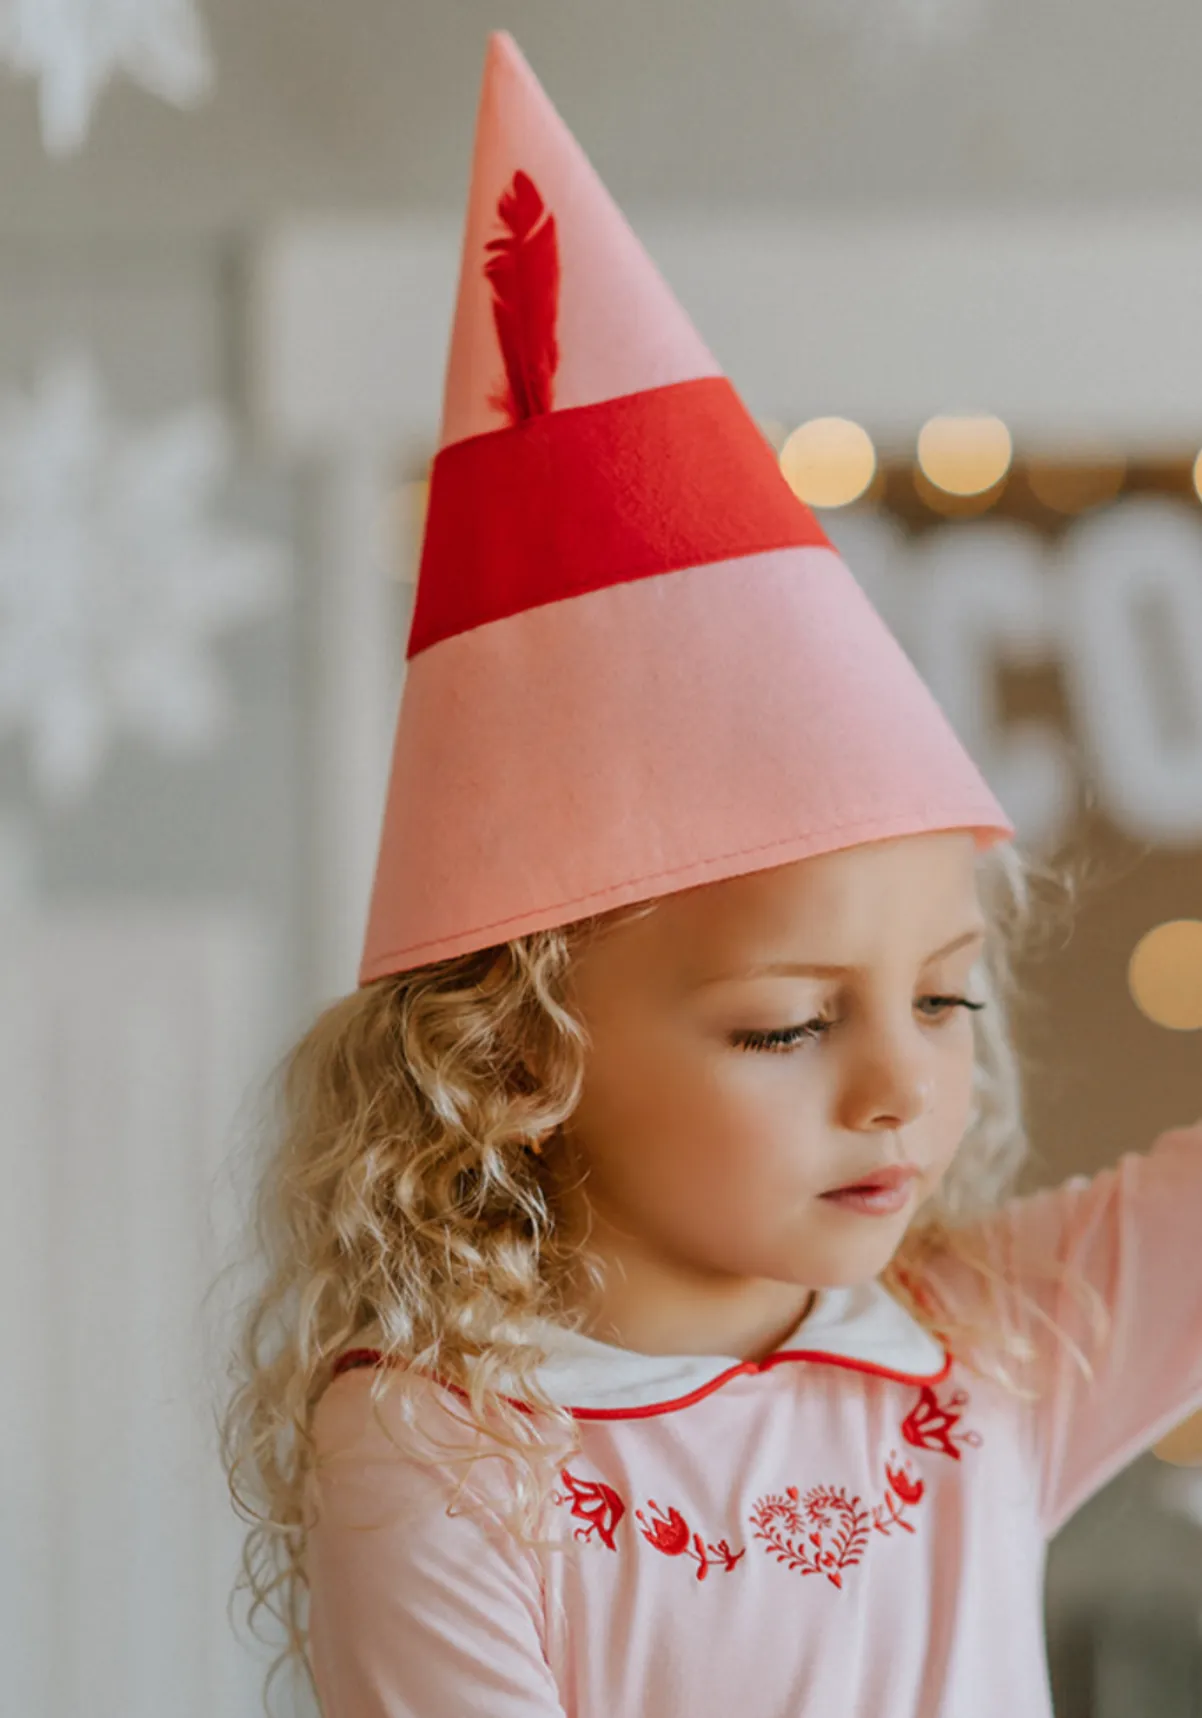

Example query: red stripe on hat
[407,376,830,658]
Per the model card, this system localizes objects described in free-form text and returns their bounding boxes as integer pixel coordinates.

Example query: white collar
[522,1278,948,1418]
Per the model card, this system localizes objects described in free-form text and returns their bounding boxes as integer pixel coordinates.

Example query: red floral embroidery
[552,1468,626,1550]
[884,1457,924,1509]
[553,1381,979,1592]
[750,1483,873,1590]
[637,1500,691,1556]
[871,1456,925,1535]
[636,1499,745,1580]
[901,1383,982,1461]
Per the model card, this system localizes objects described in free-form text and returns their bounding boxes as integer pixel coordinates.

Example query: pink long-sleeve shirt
[307,1121,1202,1717]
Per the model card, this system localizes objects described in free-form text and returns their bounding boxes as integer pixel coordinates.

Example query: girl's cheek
[933,1059,977,1167]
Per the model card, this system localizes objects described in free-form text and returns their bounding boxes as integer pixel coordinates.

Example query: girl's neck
[574,1277,819,1364]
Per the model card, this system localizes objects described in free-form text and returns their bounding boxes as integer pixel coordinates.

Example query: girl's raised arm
[936,1120,1202,1537]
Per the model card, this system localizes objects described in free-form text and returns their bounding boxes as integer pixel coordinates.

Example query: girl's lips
[822,1164,921,1196]
[819,1164,921,1217]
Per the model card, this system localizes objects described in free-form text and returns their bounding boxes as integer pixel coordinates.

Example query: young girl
[221,32,1202,1718]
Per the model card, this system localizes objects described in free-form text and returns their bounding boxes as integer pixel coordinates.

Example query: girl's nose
[845,1066,936,1135]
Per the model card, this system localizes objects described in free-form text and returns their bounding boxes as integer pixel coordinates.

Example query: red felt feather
[483,170,560,424]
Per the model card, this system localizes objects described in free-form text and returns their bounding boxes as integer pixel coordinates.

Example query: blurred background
[1,2,1201,1714]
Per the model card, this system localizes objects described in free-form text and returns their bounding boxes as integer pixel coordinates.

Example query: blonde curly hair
[216,834,1099,1715]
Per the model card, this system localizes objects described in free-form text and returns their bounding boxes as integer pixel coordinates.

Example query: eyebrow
[692,925,988,988]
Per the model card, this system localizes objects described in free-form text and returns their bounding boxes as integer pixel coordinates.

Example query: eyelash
[732,996,986,1053]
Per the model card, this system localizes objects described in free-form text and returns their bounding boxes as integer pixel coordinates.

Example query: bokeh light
[917,414,1012,496]
[779,417,877,508]
[1128,920,1202,1030]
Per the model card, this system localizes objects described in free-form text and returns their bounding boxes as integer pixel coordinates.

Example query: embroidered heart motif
[750,1484,872,1590]
[750,1459,926,1591]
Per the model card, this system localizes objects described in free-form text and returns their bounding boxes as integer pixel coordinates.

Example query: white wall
[252,211,1202,453]
[0,910,277,1718]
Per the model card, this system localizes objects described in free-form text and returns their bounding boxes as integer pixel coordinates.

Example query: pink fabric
[439,34,721,451]
[360,545,1011,979]
[308,1121,1202,1716]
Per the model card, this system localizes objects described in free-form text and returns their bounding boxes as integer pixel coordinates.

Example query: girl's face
[557,831,986,1356]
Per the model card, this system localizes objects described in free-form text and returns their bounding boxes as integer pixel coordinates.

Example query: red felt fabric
[407,376,830,658]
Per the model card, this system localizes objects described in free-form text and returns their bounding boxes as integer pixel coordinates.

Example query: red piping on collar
[567,1344,953,1421]
[329,1342,953,1421]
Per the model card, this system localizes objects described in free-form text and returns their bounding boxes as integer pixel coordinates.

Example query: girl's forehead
[579,834,984,989]
[675,834,979,935]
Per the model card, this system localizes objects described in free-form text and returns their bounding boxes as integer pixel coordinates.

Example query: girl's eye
[917,994,986,1020]
[732,1018,832,1053]
[731,995,985,1054]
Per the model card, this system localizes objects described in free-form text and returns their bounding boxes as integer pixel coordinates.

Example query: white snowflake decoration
[0,0,213,154]
[0,356,287,807]
[803,0,991,50]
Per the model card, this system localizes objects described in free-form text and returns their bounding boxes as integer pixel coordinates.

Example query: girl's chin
[783,1228,913,1288]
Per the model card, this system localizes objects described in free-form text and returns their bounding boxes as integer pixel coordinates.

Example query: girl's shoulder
[316,1330,507,1468]
[312,1349,501,1540]
[316,1333,441,1457]
[315,1338,401,1449]
[329,1322,392,1380]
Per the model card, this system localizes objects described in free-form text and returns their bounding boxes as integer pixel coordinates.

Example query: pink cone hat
[358,32,1013,984]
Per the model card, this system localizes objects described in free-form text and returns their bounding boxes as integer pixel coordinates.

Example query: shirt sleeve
[928,1120,1202,1537]
[306,1369,568,1718]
